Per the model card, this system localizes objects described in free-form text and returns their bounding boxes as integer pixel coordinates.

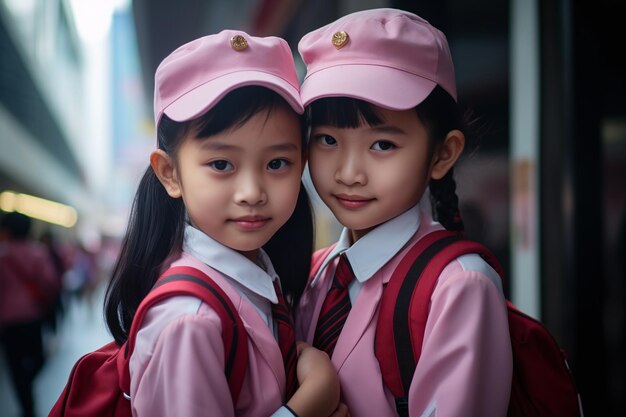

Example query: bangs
[193,86,293,138]
[307,97,384,128]
[157,86,304,153]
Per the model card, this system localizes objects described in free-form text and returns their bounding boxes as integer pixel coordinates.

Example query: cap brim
[300,64,437,110]
[163,70,304,122]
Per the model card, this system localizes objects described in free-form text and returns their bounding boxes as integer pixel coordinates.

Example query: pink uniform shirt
[129,226,295,417]
[296,197,513,417]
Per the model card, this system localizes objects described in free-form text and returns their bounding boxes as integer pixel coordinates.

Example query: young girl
[103,30,344,417]
[295,9,513,417]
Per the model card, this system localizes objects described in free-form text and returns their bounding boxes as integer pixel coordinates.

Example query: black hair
[0,212,32,239]
[307,85,465,232]
[104,86,313,344]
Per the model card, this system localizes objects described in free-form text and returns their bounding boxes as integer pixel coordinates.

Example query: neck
[239,248,260,265]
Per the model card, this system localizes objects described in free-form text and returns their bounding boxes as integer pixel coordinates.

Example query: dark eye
[209,160,233,171]
[371,140,396,151]
[318,135,337,146]
[267,159,289,171]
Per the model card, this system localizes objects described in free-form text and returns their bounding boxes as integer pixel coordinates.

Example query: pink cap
[154,30,303,126]
[298,8,457,110]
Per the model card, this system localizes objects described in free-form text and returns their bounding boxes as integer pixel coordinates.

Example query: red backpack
[311,230,583,417]
[48,265,248,417]
[374,230,583,417]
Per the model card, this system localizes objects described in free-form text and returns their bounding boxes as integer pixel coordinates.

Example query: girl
[104,30,344,417]
[295,9,513,417]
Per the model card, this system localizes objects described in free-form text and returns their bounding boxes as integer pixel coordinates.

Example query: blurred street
[0,283,110,417]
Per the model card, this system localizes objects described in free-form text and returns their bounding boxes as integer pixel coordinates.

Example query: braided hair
[414,86,466,232]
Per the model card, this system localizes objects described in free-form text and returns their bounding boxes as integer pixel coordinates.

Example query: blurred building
[0,0,91,234]
[0,0,151,245]
[1,0,624,415]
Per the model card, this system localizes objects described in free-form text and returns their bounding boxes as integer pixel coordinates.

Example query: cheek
[274,175,302,208]
[308,152,332,185]
[377,158,428,199]
[184,194,221,229]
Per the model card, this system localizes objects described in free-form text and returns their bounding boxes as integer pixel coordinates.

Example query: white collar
[312,196,431,285]
[182,224,279,303]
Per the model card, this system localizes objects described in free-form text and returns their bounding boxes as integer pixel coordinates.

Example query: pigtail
[104,166,185,345]
[263,184,314,311]
[104,87,312,342]
[412,86,466,233]
[429,169,464,233]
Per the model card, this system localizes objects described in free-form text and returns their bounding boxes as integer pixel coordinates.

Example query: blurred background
[0,0,623,415]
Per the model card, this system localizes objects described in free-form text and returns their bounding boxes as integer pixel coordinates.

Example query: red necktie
[313,253,355,357]
[272,281,298,398]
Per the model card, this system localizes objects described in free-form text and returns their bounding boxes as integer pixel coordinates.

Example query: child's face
[172,106,303,260]
[309,106,434,241]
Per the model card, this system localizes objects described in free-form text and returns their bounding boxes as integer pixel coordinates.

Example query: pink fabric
[0,240,56,326]
[298,8,457,109]
[154,30,303,126]
[129,253,289,417]
[296,221,512,417]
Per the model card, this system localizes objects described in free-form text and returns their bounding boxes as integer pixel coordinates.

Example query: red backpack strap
[310,244,337,282]
[375,231,502,415]
[118,266,248,408]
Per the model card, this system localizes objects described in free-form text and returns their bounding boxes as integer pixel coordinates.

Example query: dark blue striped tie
[313,254,355,357]
[272,281,298,398]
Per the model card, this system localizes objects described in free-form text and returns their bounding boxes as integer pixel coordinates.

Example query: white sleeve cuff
[270,406,298,417]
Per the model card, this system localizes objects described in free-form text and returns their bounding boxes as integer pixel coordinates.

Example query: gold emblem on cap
[332,31,349,49]
[231,34,248,51]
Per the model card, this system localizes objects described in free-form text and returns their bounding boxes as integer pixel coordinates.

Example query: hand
[286,342,341,417]
[329,402,350,417]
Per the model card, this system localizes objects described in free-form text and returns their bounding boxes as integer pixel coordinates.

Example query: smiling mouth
[231,216,271,230]
[334,194,374,209]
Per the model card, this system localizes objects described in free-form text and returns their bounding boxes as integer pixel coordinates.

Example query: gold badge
[332,31,349,49]
[231,34,248,51]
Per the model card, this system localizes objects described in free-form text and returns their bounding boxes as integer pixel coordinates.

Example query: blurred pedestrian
[0,212,57,417]
[39,230,67,340]
[62,242,97,306]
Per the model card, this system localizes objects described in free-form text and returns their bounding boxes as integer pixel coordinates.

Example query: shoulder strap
[118,266,248,408]
[375,230,503,414]
[310,244,337,282]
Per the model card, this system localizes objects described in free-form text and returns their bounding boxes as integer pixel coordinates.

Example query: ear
[150,150,182,198]
[430,129,465,180]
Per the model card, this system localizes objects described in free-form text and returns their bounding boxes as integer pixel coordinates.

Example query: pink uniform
[129,226,295,417]
[296,198,513,417]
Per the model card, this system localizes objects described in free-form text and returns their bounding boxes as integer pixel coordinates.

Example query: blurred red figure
[39,230,68,338]
[0,212,57,417]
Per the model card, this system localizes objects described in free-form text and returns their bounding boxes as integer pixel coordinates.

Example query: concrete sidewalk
[0,284,111,417]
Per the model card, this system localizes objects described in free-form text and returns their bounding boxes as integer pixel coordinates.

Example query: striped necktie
[272,281,298,398]
[313,253,355,357]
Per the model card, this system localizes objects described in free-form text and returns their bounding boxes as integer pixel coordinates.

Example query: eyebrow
[312,124,406,135]
[200,140,300,152]
[369,125,407,135]
[267,143,300,152]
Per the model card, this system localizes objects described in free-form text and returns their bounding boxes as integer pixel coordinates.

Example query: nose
[235,171,267,206]
[335,151,367,186]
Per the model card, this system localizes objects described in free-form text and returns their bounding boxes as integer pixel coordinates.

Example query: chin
[336,212,391,233]
[219,236,263,254]
[234,242,266,253]
[335,218,376,232]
